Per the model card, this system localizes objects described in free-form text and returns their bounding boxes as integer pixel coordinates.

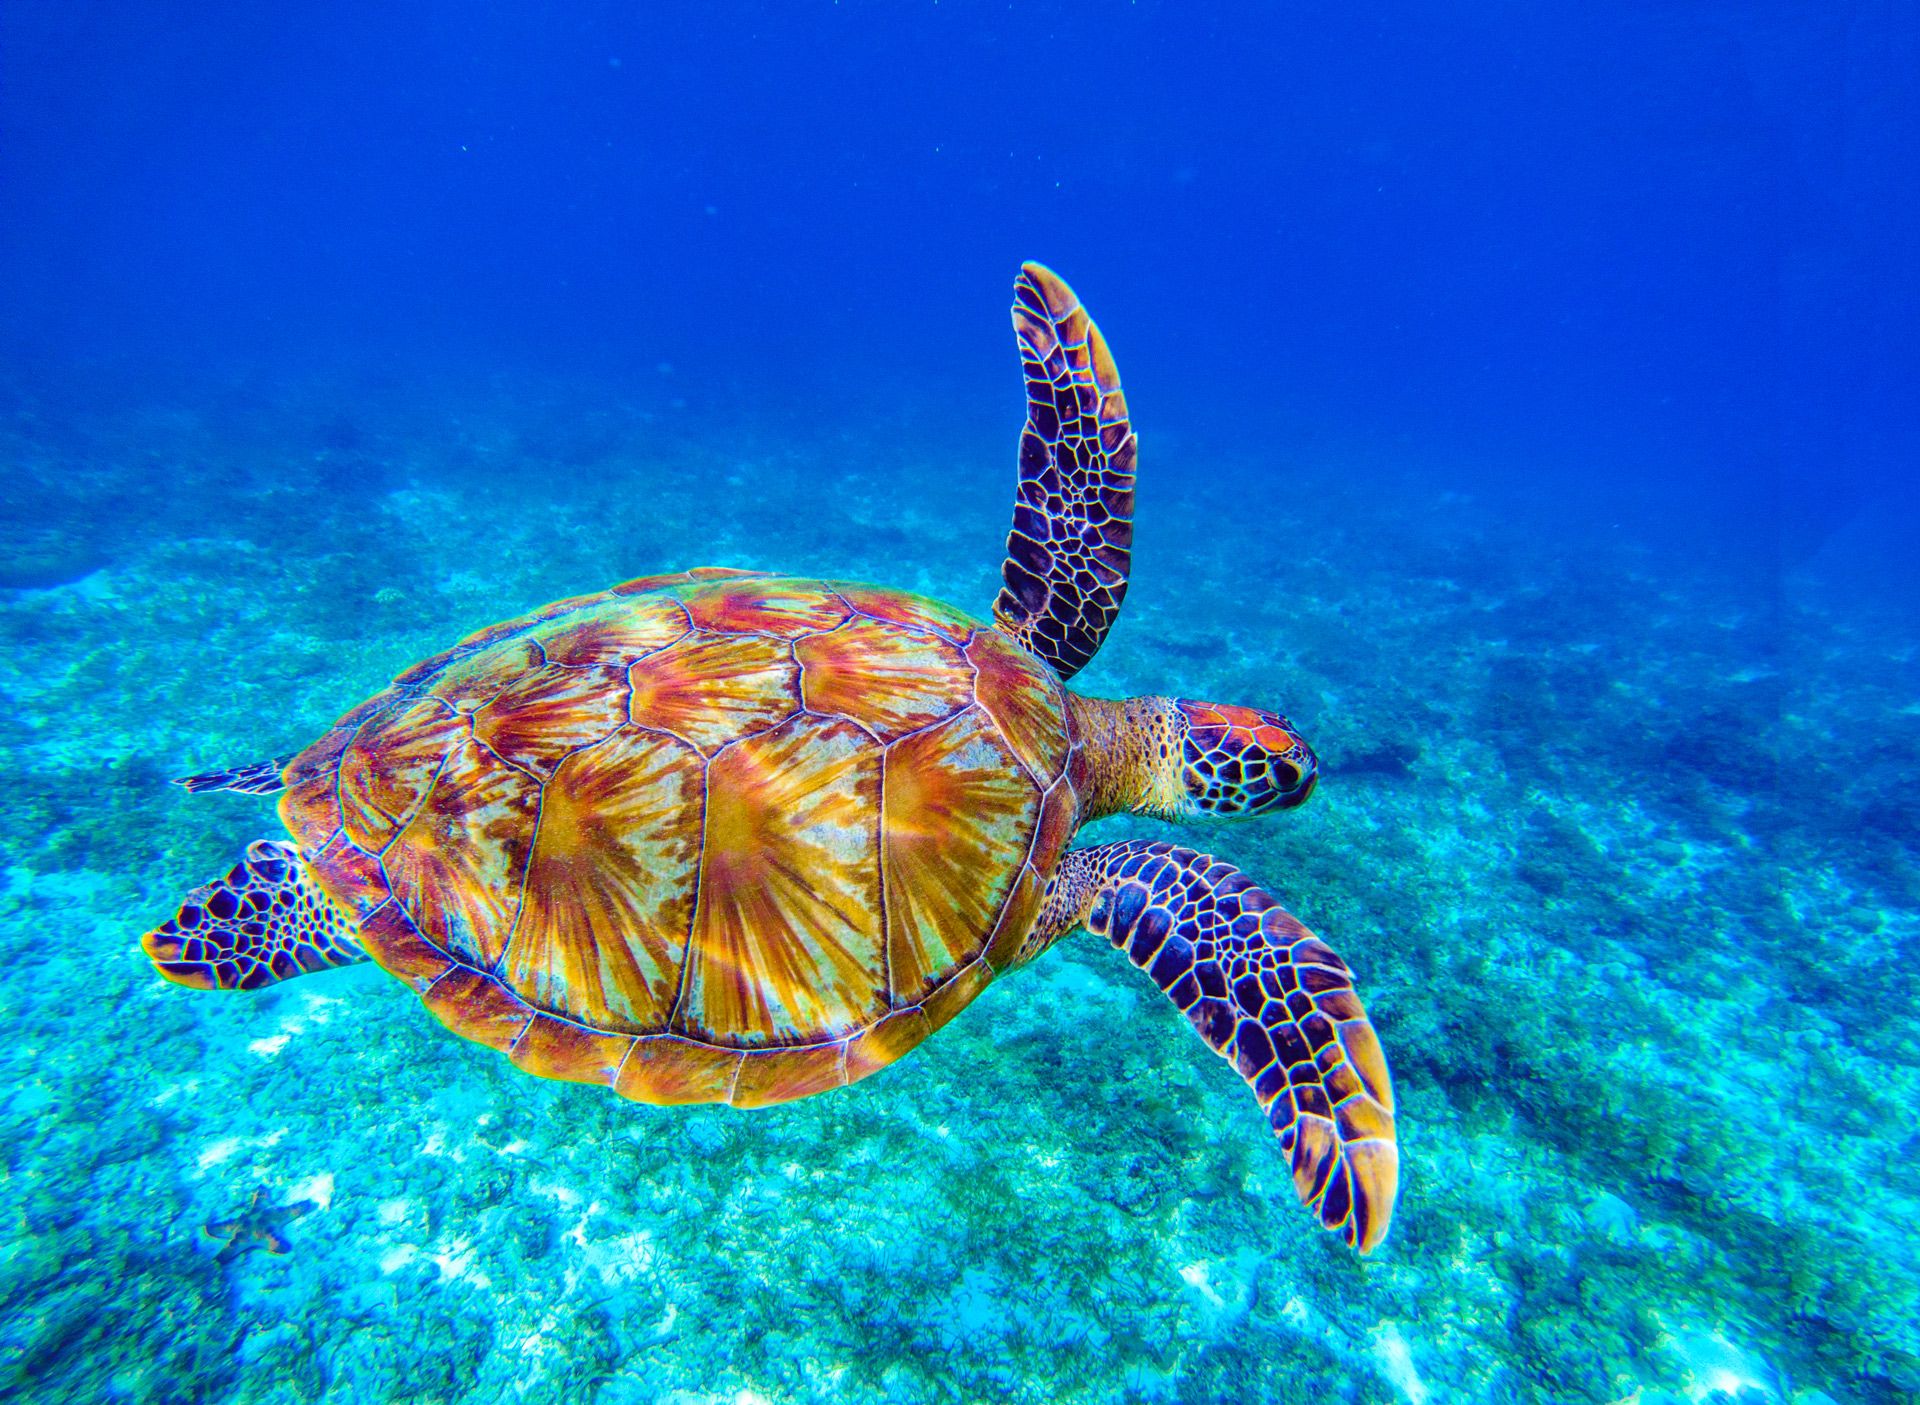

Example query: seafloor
[0,367,1914,1405]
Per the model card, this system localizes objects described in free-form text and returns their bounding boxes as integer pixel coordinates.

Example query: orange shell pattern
[281,569,1078,1107]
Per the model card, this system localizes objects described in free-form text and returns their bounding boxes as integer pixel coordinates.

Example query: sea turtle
[142,264,1399,1251]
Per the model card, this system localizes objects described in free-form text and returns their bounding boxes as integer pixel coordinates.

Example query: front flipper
[994,263,1137,681]
[174,756,296,796]
[1041,841,1398,1252]
[143,841,367,990]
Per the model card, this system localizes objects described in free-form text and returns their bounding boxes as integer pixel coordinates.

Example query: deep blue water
[2,4,1917,1403]
[8,2,1915,548]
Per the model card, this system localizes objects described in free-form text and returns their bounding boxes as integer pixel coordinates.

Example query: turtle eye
[1273,757,1316,807]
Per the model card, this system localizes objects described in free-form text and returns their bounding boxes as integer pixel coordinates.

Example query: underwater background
[3,3,1917,1402]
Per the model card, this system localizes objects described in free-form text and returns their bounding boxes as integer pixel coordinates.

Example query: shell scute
[509,1013,634,1086]
[336,695,463,852]
[842,1007,934,1086]
[678,714,886,1044]
[280,769,343,857]
[472,663,629,778]
[832,582,978,645]
[731,1042,851,1108]
[537,595,689,666]
[627,630,800,752]
[920,960,993,1035]
[381,738,541,969]
[882,706,1040,1004]
[965,627,1072,784]
[307,829,388,917]
[429,636,546,713]
[983,862,1045,973]
[677,578,851,637]
[502,726,705,1031]
[422,965,533,1052]
[796,617,971,741]
[356,901,452,991]
[615,1035,742,1105]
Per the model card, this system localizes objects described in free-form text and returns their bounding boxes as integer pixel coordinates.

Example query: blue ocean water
[2,3,1917,1402]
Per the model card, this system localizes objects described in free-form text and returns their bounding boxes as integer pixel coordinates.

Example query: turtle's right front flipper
[143,841,367,991]
[1038,841,1399,1253]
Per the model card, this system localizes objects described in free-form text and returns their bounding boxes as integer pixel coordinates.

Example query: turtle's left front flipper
[994,263,1136,681]
[1040,841,1399,1252]
[173,755,297,795]
[143,841,367,991]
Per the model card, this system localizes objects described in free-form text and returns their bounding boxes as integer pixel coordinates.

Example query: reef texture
[0,371,1913,1404]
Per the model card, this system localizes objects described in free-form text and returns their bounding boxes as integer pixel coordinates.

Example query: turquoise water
[1,367,1914,1402]
[5,3,1918,1400]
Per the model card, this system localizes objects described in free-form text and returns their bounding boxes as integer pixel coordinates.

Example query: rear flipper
[1040,840,1399,1253]
[143,841,367,990]
[173,756,296,796]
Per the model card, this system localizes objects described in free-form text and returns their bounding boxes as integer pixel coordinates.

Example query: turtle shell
[279,568,1081,1107]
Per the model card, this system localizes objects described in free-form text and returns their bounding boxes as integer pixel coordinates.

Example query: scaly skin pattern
[1068,694,1319,822]
[142,841,365,989]
[1067,694,1188,820]
[994,263,1137,681]
[218,570,1080,1109]
[1034,841,1398,1252]
[1177,701,1319,814]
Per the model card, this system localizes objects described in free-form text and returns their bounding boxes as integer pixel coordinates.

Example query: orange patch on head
[676,578,850,637]
[796,617,971,740]
[503,727,705,1032]
[382,739,541,968]
[966,630,1072,783]
[534,596,691,666]
[1187,701,1303,754]
[881,707,1038,1003]
[679,715,885,1044]
[472,663,628,777]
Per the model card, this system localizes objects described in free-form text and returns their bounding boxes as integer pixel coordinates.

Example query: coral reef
[0,370,1913,1403]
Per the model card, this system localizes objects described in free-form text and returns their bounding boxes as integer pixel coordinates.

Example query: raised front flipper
[994,263,1137,681]
[143,841,367,990]
[1041,841,1398,1252]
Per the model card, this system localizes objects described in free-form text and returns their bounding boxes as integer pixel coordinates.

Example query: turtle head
[1172,700,1318,817]
[1067,694,1318,821]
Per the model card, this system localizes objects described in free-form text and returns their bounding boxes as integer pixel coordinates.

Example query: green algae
[0,375,1915,1403]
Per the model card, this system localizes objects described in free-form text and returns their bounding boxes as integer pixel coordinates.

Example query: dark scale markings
[1044,838,1397,1251]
